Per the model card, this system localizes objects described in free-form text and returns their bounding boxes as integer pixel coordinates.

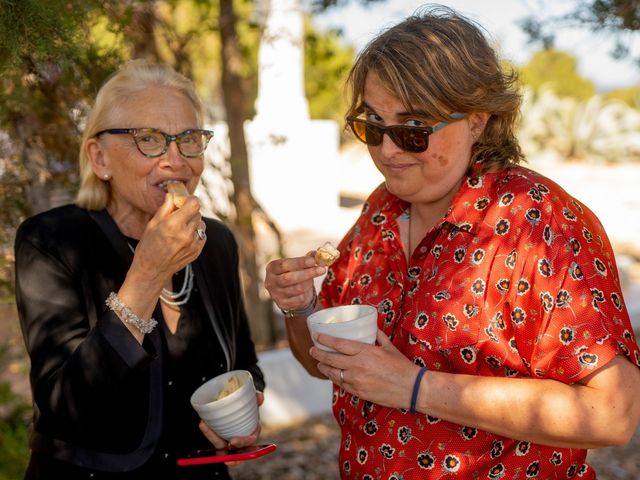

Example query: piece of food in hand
[167,181,189,208]
[216,375,243,401]
[315,242,340,267]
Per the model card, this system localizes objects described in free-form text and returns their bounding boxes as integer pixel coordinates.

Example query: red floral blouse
[320,165,640,480]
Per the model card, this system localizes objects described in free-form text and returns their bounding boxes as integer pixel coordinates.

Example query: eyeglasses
[95,128,214,158]
[346,112,467,153]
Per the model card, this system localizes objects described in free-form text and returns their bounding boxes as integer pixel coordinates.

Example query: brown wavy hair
[76,60,204,210]
[345,5,524,172]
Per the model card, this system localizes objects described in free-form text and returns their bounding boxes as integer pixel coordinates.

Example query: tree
[218,0,275,345]
[0,0,358,346]
[605,84,640,107]
[0,2,122,300]
[0,0,120,250]
[304,19,355,126]
[521,0,640,68]
[519,49,596,100]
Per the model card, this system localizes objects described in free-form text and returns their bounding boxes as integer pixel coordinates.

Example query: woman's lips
[383,163,416,173]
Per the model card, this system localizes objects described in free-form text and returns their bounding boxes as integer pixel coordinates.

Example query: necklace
[160,263,194,306]
[127,243,194,306]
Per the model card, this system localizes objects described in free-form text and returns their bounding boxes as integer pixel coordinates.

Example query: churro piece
[216,375,242,401]
[167,181,189,208]
[315,242,340,267]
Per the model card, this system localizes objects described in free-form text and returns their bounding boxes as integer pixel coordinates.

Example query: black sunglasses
[346,112,467,153]
[95,128,214,158]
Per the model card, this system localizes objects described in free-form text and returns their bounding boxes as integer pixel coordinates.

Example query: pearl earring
[103,174,111,180]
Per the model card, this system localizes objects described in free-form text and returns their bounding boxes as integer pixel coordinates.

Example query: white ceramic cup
[190,370,259,440]
[307,304,378,352]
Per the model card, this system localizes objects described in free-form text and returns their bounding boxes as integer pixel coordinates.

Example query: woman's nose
[379,131,404,156]
[163,140,187,167]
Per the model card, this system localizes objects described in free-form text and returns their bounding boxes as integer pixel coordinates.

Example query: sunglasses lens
[348,119,430,152]
[350,119,384,146]
[389,126,429,153]
[364,123,384,146]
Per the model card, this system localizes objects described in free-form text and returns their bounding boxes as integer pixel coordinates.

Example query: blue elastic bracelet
[410,366,428,414]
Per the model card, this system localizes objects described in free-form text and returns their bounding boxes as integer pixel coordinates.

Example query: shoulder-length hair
[345,5,524,172]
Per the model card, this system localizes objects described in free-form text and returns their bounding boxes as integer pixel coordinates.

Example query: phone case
[176,444,277,466]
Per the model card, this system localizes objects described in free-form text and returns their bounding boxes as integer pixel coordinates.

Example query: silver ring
[339,369,344,389]
[196,227,206,240]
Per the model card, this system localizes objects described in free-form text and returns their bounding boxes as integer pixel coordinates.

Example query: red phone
[176,444,277,466]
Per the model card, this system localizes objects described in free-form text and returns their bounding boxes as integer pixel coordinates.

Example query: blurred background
[1,0,639,478]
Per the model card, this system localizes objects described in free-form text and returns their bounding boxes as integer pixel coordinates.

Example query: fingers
[376,329,392,347]
[265,256,325,291]
[227,424,261,449]
[195,220,207,241]
[198,419,261,450]
[267,253,318,276]
[198,420,228,449]
[136,203,204,276]
[265,254,326,310]
[312,334,368,357]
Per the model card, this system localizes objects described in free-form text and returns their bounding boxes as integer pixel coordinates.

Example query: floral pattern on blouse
[320,165,640,480]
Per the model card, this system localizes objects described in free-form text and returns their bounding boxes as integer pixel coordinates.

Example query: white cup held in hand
[307,304,378,352]
[190,370,258,440]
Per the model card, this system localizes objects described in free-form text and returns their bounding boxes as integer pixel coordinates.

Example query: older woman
[15,60,264,479]
[265,6,640,479]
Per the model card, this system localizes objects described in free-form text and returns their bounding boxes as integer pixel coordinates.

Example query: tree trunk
[126,1,161,60]
[219,0,275,348]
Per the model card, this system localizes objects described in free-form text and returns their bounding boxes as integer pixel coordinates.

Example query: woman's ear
[86,137,111,180]
[469,112,490,140]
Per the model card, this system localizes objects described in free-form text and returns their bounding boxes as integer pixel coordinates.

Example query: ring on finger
[339,369,344,389]
[196,226,206,240]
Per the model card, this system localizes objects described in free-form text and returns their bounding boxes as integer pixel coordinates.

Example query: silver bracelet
[105,292,158,334]
[280,289,318,318]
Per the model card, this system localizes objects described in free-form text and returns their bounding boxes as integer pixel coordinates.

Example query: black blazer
[14,205,264,472]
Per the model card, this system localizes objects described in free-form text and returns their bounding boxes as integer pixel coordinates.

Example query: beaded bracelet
[105,292,158,334]
[410,366,429,414]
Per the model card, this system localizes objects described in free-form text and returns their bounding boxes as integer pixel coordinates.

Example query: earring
[103,174,111,180]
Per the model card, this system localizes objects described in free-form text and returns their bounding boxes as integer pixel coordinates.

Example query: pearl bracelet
[105,292,158,334]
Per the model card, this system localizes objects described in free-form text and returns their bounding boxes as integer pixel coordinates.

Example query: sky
[312,0,639,92]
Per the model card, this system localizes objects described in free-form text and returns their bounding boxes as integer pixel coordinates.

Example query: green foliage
[304,19,354,125]
[520,0,640,66]
[0,345,31,480]
[519,48,596,100]
[0,0,123,180]
[0,1,123,298]
[0,0,91,70]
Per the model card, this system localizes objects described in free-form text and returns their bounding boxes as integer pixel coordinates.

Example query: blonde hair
[76,60,204,210]
[346,5,524,172]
